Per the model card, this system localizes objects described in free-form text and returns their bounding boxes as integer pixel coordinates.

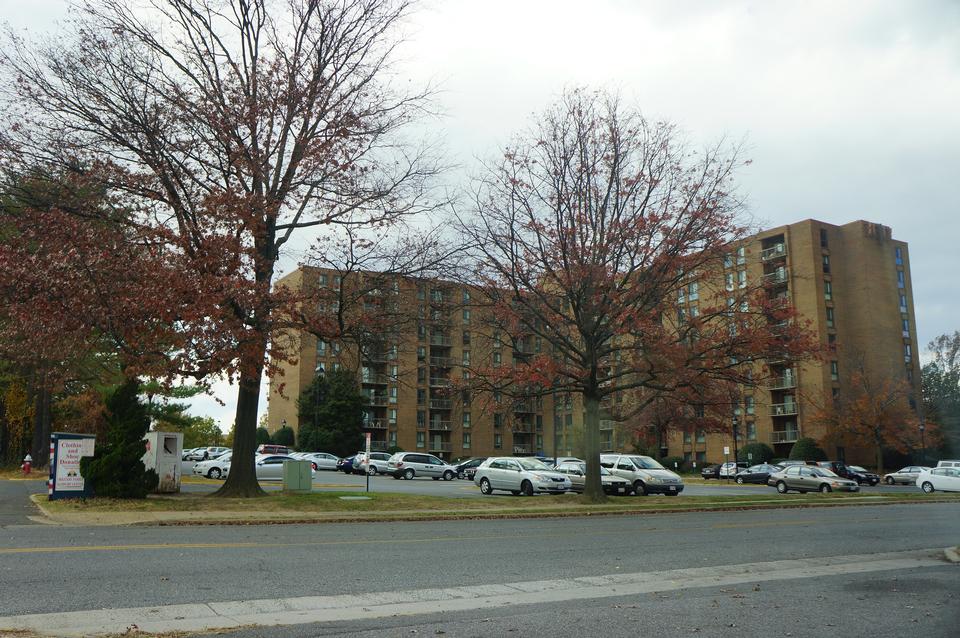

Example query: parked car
[181,447,199,461]
[474,457,571,495]
[254,454,316,481]
[883,465,931,485]
[192,452,233,479]
[553,456,585,467]
[916,467,960,493]
[187,446,230,461]
[356,452,393,475]
[555,461,629,495]
[337,455,359,474]
[301,452,339,471]
[768,465,860,493]
[815,461,877,485]
[734,463,782,485]
[599,454,684,496]
[387,452,457,480]
[701,464,721,480]
[719,461,749,478]
[845,465,880,486]
[256,444,292,455]
[453,457,488,480]
[936,460,960,469]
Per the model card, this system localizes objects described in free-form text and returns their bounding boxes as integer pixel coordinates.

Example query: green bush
[256,427,271,445]
[660,455,687,472]
[271,426,296,447]
[788,437,827,461]
[386,445,404,455]
[738,443,775,464]
[79,379,158,499]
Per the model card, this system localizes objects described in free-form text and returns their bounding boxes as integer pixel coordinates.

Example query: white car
[301,452,340,471]
[599,453,684,495]
[254,455,317,481]
[193,452,233,479]
[474,457,571,495]
[188,446,230,461]
[356,452,393,475]
[916,467,960,493]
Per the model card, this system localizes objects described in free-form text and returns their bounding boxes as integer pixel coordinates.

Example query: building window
[725,273,735,291]
[736,246,746,265]
[695,451,706,463]
[462,330,471,346]
[536,434,543,451]
[417,367,426,383]
[899,294,908,312]
[332,341,341,354]
[391,365,399,379]
[737,270,747,288]
[689,305,700,318]
[904,344,912,363]
[417,389,425,405]
[688,281,699,301]
[463,432,471,449]
[824,281,832,301]
[332,362,341,371]
[333,275,341,290]
[696,430,706,444]
[822,255,830,274]
[493,352,502,366]
[724,252,733,268]
[417,346,426,361]
[494,433,502,449]
[389,387,398,403]
[417,411,425,427]
[389,409,398,424]
[462,413,471,428]
[316,340,327,356]
[416,432,425,448]
[319,273,328,287]
[830,361,839,381]
[678,286,686,303]
[745,396,755,415]
[462,389,471,406]
[820,228,828,248]
[462,351,471,366]
[897,270,905,289]
[826,307,835,329]
[683,430,692,444]
[832,387,840,399]
[747,422,757,440]
[462,289,471,303]
[493,413,502,428]
[895,246,903,265]
[462,309,471,324]
[418,323,426,340]
[389,431,397,446]
[828,333,837,350]
[462,370,471,380]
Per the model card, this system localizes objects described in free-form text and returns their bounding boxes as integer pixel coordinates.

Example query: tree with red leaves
[460,90,820,501]
[0,0,439,496]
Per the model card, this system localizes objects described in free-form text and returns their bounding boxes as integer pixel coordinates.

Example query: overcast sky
[4,0,958,431]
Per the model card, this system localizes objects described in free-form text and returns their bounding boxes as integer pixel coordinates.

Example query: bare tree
[1,0,441,496]
[460,89,819,501]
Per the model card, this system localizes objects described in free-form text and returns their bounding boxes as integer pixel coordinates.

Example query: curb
[945,546,960,564]
[29,493,960,527]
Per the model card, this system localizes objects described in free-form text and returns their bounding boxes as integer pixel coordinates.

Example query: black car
[701,464,721,480]
[816,461,879,486]
[734,463,782,484]
[453,457,487,480]
[337,455,358,474]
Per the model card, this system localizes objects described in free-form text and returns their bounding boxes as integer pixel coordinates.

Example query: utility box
[283,460,313,494]
[142,432,183,493]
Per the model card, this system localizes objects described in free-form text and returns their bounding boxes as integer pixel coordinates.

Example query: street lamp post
[732,415,740,479]
[919,417,926,466]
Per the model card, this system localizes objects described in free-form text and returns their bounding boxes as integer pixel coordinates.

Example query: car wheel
[457,471,465,480]
[819,484,831,494]
[208,468,221,479]
[479,478,493,495]
[921,481,935,493]
[885,476,895,485]
[403,468,415,480]
[633,480,647,496]
[311,462,318,471]
[521,480,534,496]
[776,481,788,494]
[735,476,744,485]
[443,470,455,481]
[367,466,377,476]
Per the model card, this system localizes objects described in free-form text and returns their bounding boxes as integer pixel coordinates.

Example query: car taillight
[396,461,404,468]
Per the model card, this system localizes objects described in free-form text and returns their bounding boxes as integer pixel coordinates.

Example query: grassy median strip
[31,490,960,526]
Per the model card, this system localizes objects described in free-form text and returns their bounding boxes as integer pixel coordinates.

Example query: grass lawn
[37,489,959,519]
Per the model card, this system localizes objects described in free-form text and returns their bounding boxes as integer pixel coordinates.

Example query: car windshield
[628,456,665,470]
[815,468,839,478]
[518,458,551,471]
[849,465,867,472]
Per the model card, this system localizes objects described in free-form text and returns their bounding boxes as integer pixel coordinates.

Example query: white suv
[387,452,457,480]
[599,454,684,496]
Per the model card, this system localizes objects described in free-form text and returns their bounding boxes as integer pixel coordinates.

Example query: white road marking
[0,548,950,636]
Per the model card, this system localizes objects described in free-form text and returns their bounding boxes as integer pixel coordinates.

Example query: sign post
[723,446,731,483]
[49,432,96,500]
[365,432,372,493]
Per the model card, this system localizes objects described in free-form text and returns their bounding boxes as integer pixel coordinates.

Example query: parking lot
[179,460,923,498]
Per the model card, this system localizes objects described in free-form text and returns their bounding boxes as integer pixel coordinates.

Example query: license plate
[669,485,676,491]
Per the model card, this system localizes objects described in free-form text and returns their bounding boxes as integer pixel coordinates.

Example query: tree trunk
[582,391,606,503]
[214,357,267,498]
[875,437,884,476]
[30,383,52,469]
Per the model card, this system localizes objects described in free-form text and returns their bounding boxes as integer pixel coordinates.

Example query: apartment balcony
[363,419,388,430]
[429,355,454,367]
[760,243,787,261]
[429,441,452,453]
[768,374,797,390]
[511,423,533,434]
[771,430,799,444]
[512,444,533,454]
[762,269,789,286]
[513,400,539,413]
[364,352,389,363]
[769,402,799,416]
[361,373,390,385]
[429,398,452,410]
[429,377,452,388]
[366,395,389,407]
[430,335,453,346]
[428,421,452,431]
[599,420,615,431]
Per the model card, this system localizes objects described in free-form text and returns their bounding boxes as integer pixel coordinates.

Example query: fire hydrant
[21,454,32,475]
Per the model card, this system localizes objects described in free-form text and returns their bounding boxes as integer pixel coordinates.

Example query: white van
[936,460,960,469]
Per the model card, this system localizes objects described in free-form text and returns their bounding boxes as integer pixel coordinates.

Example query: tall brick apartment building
[268,218,919,466]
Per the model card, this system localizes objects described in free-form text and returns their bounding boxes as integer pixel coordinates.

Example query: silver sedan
[474,457,571,496]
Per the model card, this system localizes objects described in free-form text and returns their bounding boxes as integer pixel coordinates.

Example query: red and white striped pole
[48,439,55,497]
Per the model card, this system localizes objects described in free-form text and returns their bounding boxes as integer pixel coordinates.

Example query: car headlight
[531,473,548,481]
[646,475,663,484]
